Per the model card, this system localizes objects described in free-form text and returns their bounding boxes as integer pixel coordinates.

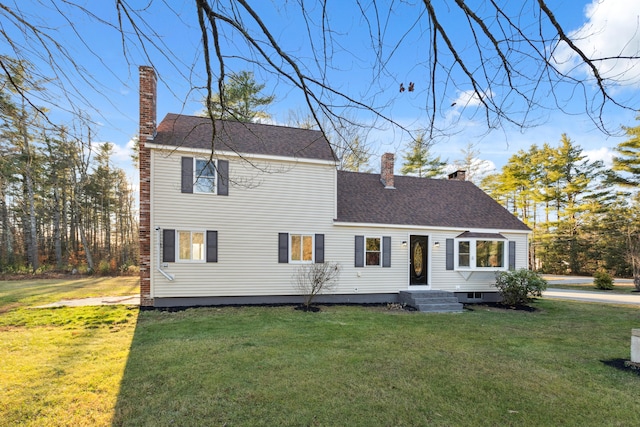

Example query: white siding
[331,227,529,294]
[149,148,531,298]
[150,150,337,298]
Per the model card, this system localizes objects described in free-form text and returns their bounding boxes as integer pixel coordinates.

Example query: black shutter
[217,159,229,196]
[315,234,325,263]
[382,236,391,267]
[355,235,364,267]
[162,229,175,262]
[446,239,454,270]
[278,233,289,263]
[181,157,193,193]
[509,241,516,270]
[207,230,218,263]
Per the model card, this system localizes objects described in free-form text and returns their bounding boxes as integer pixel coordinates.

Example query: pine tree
[401,133,446,178]
[613,117,640,187]
[202,71,275,122]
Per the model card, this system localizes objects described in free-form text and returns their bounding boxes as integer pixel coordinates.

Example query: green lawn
[1,278,640,426]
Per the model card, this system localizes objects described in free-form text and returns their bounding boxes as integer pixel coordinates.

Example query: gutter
[155,227,174,281]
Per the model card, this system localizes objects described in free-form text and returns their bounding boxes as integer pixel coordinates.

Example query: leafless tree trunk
[18,105,39,271]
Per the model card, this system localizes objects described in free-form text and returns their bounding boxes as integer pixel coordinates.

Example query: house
[138,66,530,309]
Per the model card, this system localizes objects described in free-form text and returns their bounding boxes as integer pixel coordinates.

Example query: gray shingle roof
[152,115,528,231]
[152,113,336,161]
[337,171,530,231]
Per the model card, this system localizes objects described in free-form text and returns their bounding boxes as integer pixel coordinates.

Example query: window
[355,235,391,268]
[162,229,217,263]
[476,240,504,268]
[290,234,314,263]
[178,231,205,262]
[366,237,381,266]
[279,233,324,264]
[455,239,505,270]
[458,241,470,267]
[194,159,217,193]
[181,157,229,196]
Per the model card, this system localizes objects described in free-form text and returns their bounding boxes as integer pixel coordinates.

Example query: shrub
[293,262,341,310]
[97,260,112,276]
[494,269,548,307]
[120,264,140,276]
[593,270,614,290]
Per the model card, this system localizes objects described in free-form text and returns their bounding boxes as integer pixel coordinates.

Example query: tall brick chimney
[380,153,395,189]
[139,66,156,307]
[448,170,466,181]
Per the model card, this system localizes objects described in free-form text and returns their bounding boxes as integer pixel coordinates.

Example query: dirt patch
[294,305,321,312]
[0,302,21,314]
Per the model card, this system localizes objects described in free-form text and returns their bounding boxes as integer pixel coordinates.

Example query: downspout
[155,227,174,281]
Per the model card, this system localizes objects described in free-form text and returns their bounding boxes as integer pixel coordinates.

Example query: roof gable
[337,171,530,231]
[152,113,336,162]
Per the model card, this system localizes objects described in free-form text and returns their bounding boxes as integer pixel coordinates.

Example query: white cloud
[452,89,494,109]
[584,146,614,167]
[553,0,640,86]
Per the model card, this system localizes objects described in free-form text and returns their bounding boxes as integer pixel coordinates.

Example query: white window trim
[455,238,507,271]
[193,158,218,194]
[365,236,382,267]
[176,230,207,263]
[289,233,315,264]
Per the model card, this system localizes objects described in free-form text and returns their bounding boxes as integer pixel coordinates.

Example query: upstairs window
[181,157,229,196]
[194,159,217,193]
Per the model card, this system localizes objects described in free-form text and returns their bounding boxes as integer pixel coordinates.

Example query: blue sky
[5,0,640,182]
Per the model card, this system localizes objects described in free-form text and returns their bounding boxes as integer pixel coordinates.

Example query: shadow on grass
[601,358,640,376]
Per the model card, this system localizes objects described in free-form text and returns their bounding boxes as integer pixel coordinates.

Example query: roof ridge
[164,113,325,134]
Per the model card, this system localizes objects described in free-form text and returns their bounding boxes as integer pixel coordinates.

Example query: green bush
[593,270,614,290]
[494,269,548,306]
[97,260,112,276]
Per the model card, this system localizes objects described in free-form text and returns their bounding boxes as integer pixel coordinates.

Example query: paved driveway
[36,295,140,308]
[543,288,640,306]
[543,275,640,306]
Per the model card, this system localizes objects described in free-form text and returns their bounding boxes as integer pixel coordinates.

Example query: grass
[0,276,139,310]
[1,278,640,426]
[0,277,139,427]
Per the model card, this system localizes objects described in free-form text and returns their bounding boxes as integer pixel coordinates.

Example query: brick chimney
[139,65,156,307]
[448,170,466,181]
[380,153,395,189]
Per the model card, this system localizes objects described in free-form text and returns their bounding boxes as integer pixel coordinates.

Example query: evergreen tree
[202,71,275,122]
[613,117,640,187]
[401,133,446,178]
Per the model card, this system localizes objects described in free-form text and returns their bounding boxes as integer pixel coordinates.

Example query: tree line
[478,128,640,286]
[0,58,138,274]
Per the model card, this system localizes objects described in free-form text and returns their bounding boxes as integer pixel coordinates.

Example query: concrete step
[415,303,464,313]
[412,297,460,305]
[399,290,464,313]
